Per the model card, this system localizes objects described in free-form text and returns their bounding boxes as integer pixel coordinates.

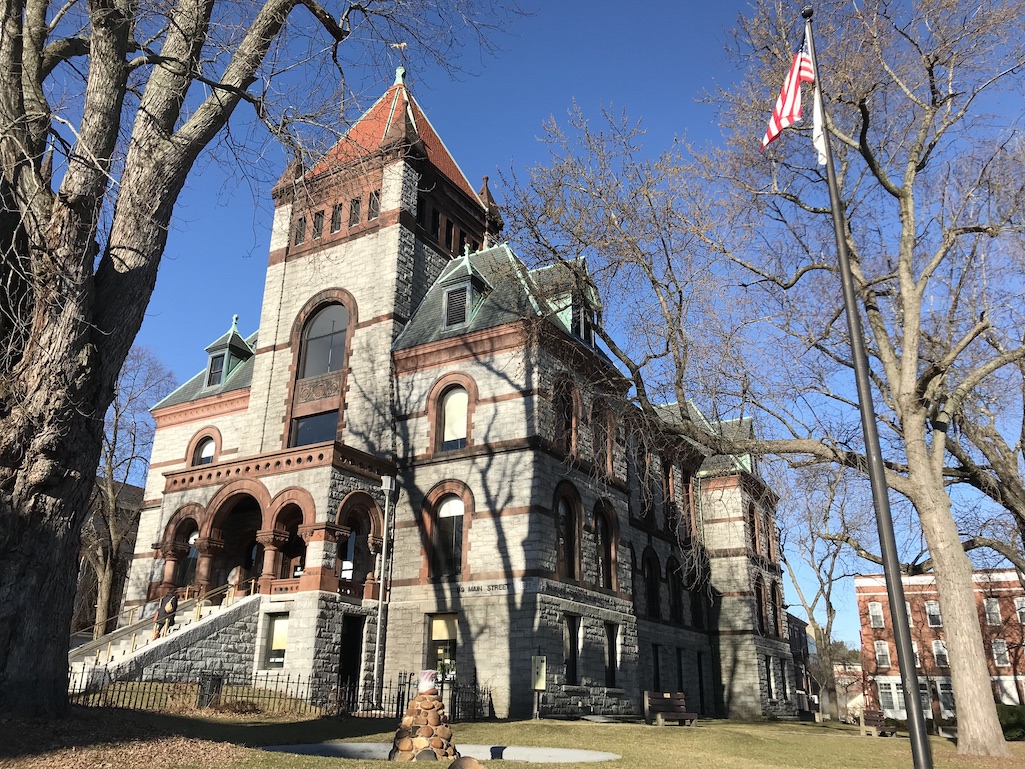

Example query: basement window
[264,613,288,669]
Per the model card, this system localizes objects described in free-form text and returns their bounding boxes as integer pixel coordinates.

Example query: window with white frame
[1015,597,1025,624]
[938,681,955,713]
[874,640,891,668]
[905,601,913,625]
[925,600,942,627]
[912,641,921,668]
[985,597,1001,625]
[932,639,949,668]
[868,602,884,629]
[993,639,1011,667]
[878,681,905,712]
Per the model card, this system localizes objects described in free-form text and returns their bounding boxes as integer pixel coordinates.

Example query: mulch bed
[0,708,249,769]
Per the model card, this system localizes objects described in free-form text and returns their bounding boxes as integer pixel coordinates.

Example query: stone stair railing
[69,582,254,677]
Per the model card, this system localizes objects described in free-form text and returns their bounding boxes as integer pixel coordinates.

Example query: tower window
[349,197,361,227]
[299,304,348,378]
[312,210,324,239]
[368,189,381,220]
[294,216,306,246]
[290,411,338,446]
[331,204,342,233]
[445,220,454,250]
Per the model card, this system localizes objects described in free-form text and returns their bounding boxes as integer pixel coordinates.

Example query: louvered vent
[446,287,467,326]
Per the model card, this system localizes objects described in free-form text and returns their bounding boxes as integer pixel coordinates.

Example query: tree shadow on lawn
[0,706,395,761]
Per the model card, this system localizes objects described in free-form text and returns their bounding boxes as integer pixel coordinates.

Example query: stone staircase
[69,590,262,687]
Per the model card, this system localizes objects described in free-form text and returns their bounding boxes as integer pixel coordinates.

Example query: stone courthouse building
[123,68,794,719]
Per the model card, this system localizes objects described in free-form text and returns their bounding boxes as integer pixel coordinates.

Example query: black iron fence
[69,668,493,722]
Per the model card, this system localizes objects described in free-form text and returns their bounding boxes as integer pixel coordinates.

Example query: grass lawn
[2,709,1023,769]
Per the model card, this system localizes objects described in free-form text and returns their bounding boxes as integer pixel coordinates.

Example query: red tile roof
[308,75,483,209]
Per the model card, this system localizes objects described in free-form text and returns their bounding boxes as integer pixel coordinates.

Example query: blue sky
[133,0,866,646]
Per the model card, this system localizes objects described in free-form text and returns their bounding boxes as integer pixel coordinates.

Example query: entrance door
[339,615,365,687]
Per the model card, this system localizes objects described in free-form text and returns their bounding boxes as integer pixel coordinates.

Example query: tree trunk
[92,562,115,640]
[913,478,1010,755]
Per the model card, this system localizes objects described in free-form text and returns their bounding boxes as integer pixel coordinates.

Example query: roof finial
[230,314,239,333]
[394,66,407,86]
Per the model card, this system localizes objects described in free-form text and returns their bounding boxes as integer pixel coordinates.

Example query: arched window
[439,386,468,451]
[553,381,575,455]
[557,493,579,581]
[432,495,464,579]
[299,304,348,378]
[754,576,766,634]
[643,549,662,620]
[747,503,760,553]
[667,558,684,624]
[771,582,784,637]
[193,437,215,466]
[689,583,706,630]
[594,506,614,590]
[176,528,200,586]
[591,403,612,475]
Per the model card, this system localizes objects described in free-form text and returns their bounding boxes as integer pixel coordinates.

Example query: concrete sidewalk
[263,742,621,763]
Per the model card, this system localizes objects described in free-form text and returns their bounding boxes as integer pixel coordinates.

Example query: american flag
[761,34,815,151]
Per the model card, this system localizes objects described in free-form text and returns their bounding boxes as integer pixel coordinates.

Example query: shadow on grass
[0,706,396,761]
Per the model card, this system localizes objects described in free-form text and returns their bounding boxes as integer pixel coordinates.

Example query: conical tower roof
[294,67,483,208]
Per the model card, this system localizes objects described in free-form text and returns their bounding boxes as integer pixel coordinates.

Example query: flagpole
[801,6,933,769]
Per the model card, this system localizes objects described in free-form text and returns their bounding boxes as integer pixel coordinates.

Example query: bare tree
[78,347,176,639]
[0,0,515,717]
[504,1,1025,755]
[776,466,870,722]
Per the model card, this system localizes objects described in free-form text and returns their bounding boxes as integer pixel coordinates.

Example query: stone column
[255,529,288,594]
[298,522,347,592]
[364,535,384,600]
[157,540,188,594]
[194,536,224,596]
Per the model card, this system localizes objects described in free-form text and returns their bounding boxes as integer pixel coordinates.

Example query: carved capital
[256,529,289,550]
[195,536,224,556]
[158,540,189,560]
[368,535,384,555]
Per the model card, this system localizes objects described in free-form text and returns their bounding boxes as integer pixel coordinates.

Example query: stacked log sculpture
[390,670,458,761]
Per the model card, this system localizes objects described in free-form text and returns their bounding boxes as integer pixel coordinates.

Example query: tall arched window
[553,381,575,455]
[591,403,611,475]
[771,582,784,637]
[439,386,468,451]
[594,506,614,590]
[754,576,766,634]
[667,558,684,624]
[299,304,348,378]
[557,493,579,581]
[432,495,464,579]
[643,549,662,620]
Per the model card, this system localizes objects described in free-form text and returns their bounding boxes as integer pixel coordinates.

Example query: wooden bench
[643,691,698,726]
[859,709,895,737]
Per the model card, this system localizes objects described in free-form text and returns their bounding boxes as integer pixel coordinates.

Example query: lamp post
[371,474,396,708]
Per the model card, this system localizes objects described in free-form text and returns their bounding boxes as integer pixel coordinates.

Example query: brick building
[855,571,1025,720]
[118,68,794,719]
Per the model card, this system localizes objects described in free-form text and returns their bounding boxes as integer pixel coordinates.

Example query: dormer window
[444,286,468,328]
[203,315,254,391]
[572,299,595,345]
[207,354,225,386]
